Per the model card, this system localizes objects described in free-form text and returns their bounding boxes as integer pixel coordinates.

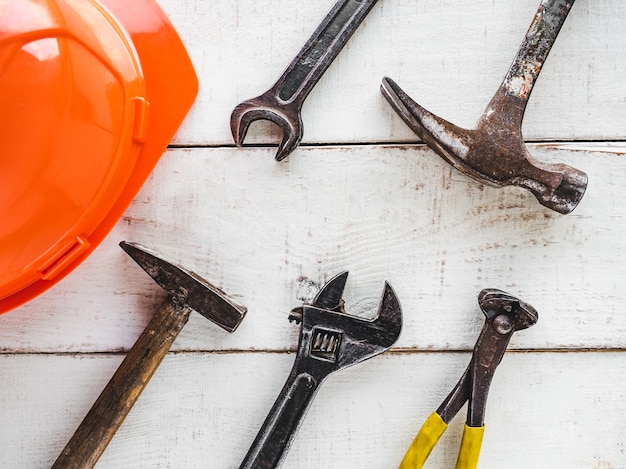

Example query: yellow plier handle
[399,412,447,469]
[455,424,485,469]
[398,413,485,469]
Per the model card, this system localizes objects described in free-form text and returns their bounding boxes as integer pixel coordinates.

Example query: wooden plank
[1,2,623,468]
[0,351,623,469]
[1,144,624,352]
[159,0,626,146]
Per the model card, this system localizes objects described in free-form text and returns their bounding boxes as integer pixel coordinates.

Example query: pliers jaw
[399,289,537,469]
[438,289,539,428]
[478,288,538,333]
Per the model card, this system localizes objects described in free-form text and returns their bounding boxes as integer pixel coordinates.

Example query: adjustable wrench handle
[502,0,575,103]
[239,371,321,469]
[270,0,380,107]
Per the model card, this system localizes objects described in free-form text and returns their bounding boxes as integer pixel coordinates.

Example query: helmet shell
[0,0,198,313]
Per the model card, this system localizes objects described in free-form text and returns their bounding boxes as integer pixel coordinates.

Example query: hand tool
[239,271,402,469]
[230,0,382,162]
[0,0,198,314]
[399,289,538,469]
[381,0,587,214]
[52,241,246,469]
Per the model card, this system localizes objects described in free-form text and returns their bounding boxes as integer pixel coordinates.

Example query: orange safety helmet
[0,0,199,313]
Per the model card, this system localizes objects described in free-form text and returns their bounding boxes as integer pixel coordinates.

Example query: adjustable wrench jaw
[310,270,349,312]
[294,281,402,374]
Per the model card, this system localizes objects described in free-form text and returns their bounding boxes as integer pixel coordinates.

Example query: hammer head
[120,241,247,332]
[380,77,588,214]
[293,272,402,371]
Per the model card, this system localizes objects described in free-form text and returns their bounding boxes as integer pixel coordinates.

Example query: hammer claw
[381,0,588,214]
[381,77,474,172]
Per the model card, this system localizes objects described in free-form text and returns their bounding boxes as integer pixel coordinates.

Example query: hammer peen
[382,0,587,214]
[52,242,247,469]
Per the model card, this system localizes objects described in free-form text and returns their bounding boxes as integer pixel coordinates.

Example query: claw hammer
[382,0,587,214]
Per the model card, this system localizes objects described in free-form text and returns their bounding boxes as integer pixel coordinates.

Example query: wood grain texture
[51,300,191,469]
[158,0,626,146]
[2,144,624,352]
[1,0,625,467]
[0,352,624,469]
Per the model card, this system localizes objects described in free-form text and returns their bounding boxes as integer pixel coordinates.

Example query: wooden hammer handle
[52,298,191,469]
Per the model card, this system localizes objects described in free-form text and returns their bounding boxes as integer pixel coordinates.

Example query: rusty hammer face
[53,241,246,469]
[381,0,587,214]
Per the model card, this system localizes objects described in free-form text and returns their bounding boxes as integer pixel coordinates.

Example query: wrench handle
[239,371,320,469]
[502,0,575,102]
[272,0,380,106]
[52,298,191,469]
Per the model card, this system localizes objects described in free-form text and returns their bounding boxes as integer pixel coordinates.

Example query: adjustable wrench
[239,271,402,469]
[231,0,382,161]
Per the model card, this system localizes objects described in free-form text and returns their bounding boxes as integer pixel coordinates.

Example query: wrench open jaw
[381,0,588,215]
[239,271,402,469]
[230,0,382,162]
[230,94,303,163]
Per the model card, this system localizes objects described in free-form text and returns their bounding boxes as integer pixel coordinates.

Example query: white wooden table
[2,1,626,467]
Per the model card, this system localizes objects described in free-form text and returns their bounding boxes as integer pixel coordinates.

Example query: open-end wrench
[239,271,402,469]
[231,0,382,162]
[381,0,587,214]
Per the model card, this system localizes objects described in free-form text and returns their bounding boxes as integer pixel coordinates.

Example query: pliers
[399,289,538,469]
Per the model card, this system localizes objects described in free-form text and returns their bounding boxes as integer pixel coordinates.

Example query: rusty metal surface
[231,0,381,161]
[437,289,538,427]
[120,241,247,332]
[381,0,588,214]
[52,243,248,468]
[239,272,402,469]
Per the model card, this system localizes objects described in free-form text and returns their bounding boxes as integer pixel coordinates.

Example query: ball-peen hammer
[52,241,247,469]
